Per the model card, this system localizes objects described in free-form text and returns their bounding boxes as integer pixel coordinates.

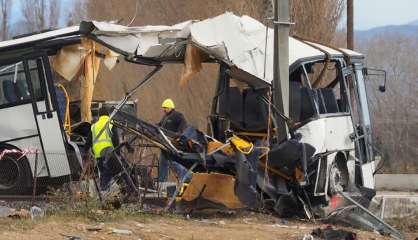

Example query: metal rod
[31,151,39,204]
[113,153,141,198]
[165,162,198,211]
[338,191,403,240]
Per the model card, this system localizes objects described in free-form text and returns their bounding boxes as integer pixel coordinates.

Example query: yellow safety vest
[91,116,114,158]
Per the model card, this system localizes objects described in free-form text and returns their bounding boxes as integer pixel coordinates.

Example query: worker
[85,106,120,191]
[157,98,189,183]
[158,98,187,134]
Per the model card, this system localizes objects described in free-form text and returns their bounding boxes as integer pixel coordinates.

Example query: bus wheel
[0,147,32,195]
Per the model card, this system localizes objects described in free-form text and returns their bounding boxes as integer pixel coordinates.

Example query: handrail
[56,83,71,135]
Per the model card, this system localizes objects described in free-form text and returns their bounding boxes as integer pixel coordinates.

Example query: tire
[0,146,32,195]
[328,153,349,195]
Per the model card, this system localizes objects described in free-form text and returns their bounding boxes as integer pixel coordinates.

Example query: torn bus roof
[80,12,364,84]
[0,12,363,85]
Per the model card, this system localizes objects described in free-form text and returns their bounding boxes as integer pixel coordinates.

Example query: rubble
[0,206,13,218]
[311,226,356,240]
[7,208,30,219]
[111,228,133,235]
[29,206,44,220]
[61,235,83,240]
[86,224,104,232]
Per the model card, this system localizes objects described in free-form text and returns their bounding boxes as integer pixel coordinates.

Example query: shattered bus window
[301,60,351,115]
[0,60,45,107]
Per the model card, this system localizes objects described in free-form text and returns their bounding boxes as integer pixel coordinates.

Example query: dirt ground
[0,211,415,240]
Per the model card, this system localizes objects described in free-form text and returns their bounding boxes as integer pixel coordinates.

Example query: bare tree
[358,34,418,173]
[289,0,345,44]
[22,0,45,31]
[49,0,61,28]
[0,0,11,40]
[67,0,87,26]
[261,0,345,44]
[22,0,62,32]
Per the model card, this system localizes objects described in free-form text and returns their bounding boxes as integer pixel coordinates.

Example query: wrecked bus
[0,13,378,216]
[77,13,380,217]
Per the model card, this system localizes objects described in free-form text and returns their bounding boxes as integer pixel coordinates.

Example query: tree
[21,0,61,32]
[290,0,345,44]
[67,0,87,26]
[261,0,345,44]
[0,0,12,40]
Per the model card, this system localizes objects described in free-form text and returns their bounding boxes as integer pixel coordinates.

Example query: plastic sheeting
[52,39,119,123]
[179,43,204,86]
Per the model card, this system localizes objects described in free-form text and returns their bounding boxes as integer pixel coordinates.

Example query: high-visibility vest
[91,115,114,158]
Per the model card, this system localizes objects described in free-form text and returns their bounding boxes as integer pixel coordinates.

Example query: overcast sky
[355,0,418,30]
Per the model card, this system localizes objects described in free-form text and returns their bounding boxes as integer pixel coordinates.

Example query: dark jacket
[158,109,187,134]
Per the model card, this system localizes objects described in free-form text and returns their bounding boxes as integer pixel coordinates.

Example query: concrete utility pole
[347,0,354,49]
[273,0,290,142]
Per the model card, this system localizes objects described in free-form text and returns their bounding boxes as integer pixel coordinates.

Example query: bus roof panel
[0,26,80,51]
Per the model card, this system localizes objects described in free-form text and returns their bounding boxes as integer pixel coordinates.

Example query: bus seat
[218,87,244,129]
[319,88,339,113]
[243,88,268,131]
[300,87,316,122]
[2,80,17,103]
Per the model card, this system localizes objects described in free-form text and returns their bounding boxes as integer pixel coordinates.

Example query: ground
[0,210,415,240]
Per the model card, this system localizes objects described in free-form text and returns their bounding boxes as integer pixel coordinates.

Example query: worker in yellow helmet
[85,106,120,191]
[158,98,187,134]
[157,98,188,182]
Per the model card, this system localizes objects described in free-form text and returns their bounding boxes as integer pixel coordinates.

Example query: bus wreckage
[0,12,401,238]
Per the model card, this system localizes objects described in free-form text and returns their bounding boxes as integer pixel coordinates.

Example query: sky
[354,0,418,30]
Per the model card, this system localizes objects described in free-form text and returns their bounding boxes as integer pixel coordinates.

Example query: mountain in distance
[406,19,418,26]
[356,20,418,40]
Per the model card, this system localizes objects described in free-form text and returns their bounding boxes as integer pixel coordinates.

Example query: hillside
[356,22,418,40]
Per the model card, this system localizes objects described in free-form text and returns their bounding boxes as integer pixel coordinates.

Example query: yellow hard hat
[161,98,175,109]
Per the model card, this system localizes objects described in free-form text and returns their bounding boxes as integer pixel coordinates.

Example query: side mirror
[363,67,387,93]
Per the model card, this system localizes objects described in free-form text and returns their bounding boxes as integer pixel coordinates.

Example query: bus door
[25,56,71,178]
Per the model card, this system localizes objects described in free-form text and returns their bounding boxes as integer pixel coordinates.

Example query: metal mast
[347,0,354,49]
[272,0,290,142]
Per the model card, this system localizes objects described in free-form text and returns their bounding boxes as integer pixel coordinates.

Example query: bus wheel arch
[0,144,33,195]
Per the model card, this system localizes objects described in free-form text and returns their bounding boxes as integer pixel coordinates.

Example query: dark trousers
[158,151,191,182]
[96,147,114,191]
